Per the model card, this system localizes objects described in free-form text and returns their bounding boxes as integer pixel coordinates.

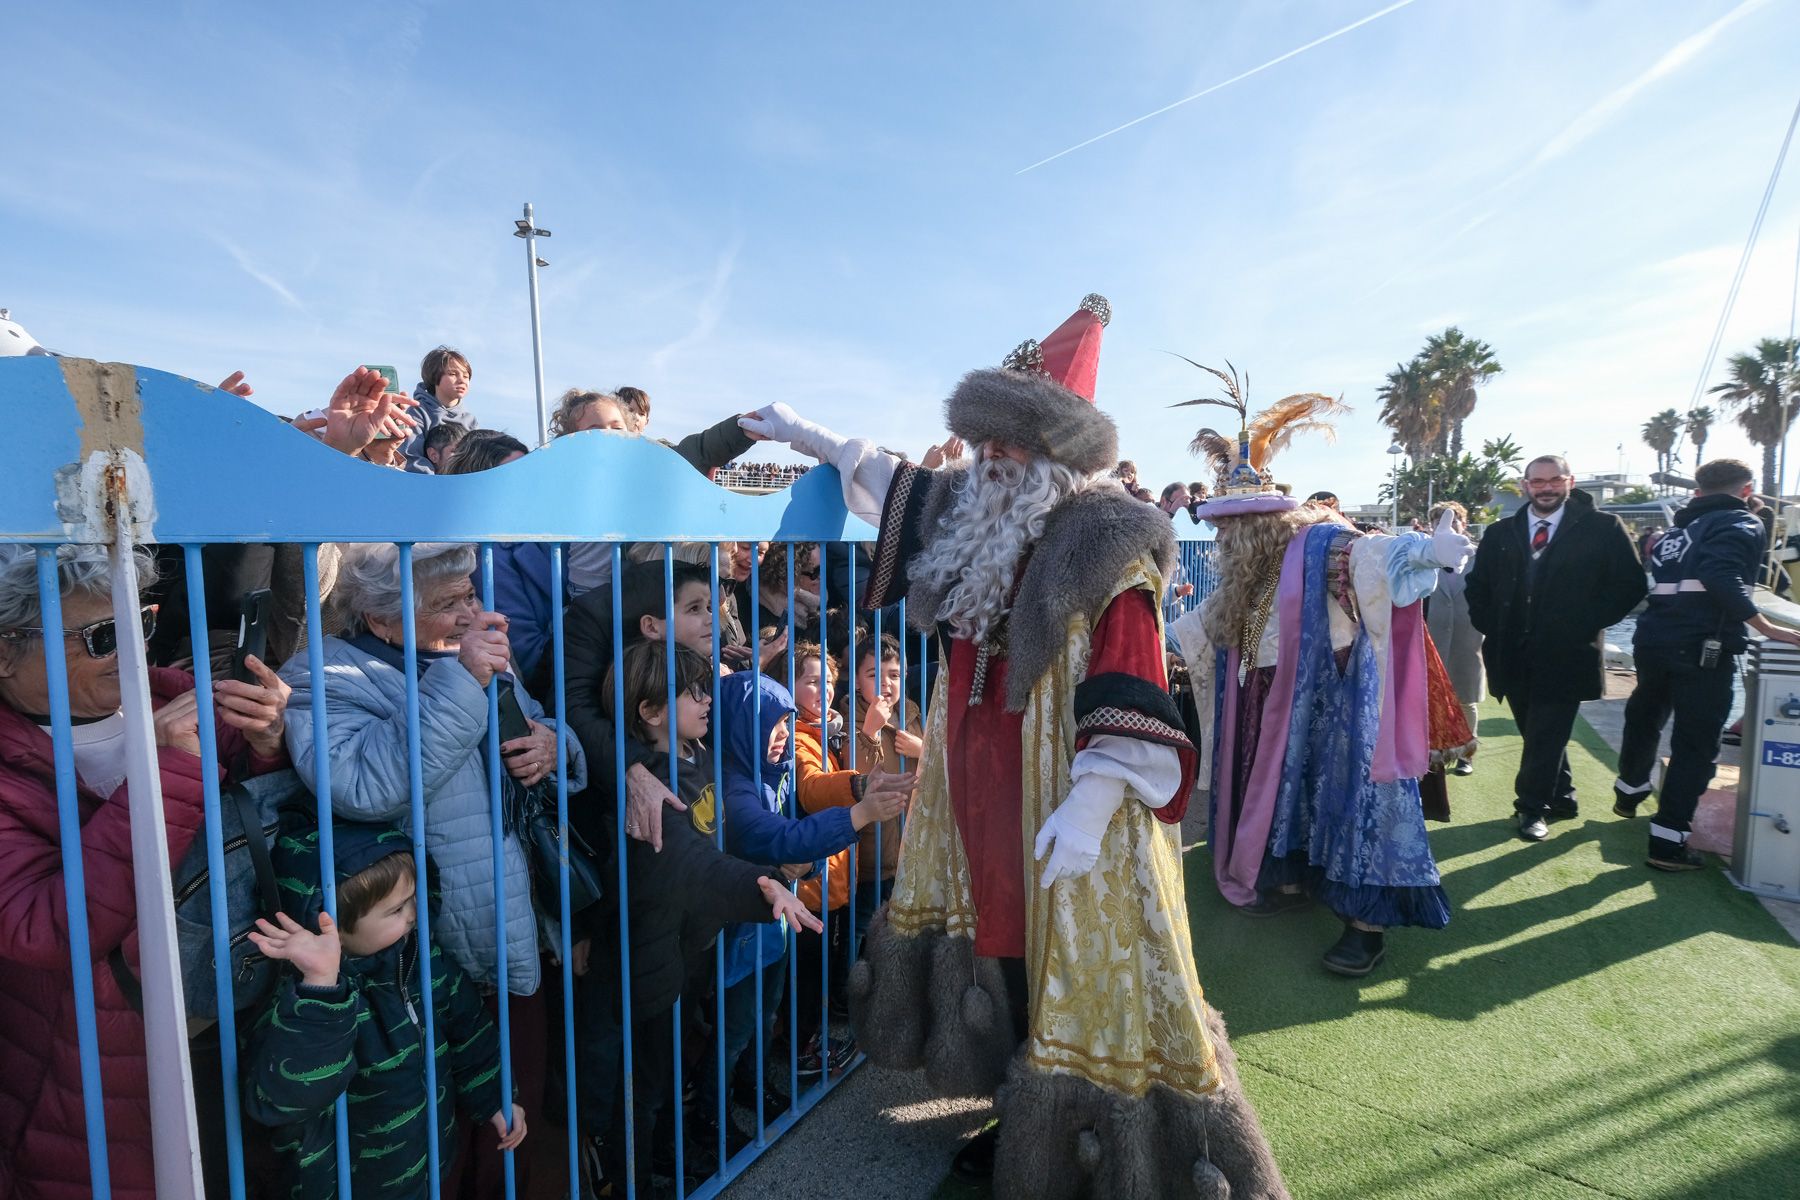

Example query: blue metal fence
[0,355,1218,1200]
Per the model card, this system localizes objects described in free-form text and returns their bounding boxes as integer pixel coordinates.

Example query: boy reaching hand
[241,820,524,1199]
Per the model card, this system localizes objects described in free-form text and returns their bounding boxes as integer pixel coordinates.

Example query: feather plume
[1246,393,1349,468]
[1164,353,1247,424]
[1189,427,1235,479]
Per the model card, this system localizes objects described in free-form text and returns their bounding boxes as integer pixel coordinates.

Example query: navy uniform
[1613,491,1765,869]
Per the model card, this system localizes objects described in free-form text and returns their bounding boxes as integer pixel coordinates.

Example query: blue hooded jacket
[717,671,858,985]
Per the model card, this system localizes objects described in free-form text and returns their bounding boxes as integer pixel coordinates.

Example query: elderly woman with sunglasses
[0,545,289,1200]
[277,541,585,1197]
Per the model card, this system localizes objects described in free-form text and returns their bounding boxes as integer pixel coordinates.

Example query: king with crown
[741,298,1289,1199]
[1168,363,1475,979]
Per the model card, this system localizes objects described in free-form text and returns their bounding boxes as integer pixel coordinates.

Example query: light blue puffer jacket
[280,635,587,995]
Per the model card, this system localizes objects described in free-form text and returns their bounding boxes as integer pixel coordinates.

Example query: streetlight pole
[1387,442,1404,528]
[513,204,552,445]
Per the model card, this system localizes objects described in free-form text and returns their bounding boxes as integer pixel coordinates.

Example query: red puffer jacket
[0,667,283,1200]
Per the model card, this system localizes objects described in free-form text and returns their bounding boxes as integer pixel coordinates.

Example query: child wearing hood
[712,669,906,1114]
[240,818,523,1199]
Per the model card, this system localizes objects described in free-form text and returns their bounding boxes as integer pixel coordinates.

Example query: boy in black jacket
[240,820,524,1199]
[588,642,821,1193]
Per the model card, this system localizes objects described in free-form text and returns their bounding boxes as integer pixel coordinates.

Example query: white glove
[1426,507,1474,571]
[738,403,850,465]
[1033,773,1126,888]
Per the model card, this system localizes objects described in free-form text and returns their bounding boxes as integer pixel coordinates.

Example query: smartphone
[231,589,272,683]
[362,364,401,394]
[497,688,532,751]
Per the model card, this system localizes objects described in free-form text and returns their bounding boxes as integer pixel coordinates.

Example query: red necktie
[1532,520,1549,552]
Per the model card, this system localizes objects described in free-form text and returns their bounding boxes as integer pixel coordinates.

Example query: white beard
[909,453,1084,644]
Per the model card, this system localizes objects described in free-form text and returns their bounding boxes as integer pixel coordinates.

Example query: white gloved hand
[1426,507,1475,571]
[1033,773,1127,888]
[737,403,850,465]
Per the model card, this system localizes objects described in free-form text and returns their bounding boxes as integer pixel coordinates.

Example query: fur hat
[944,294,1119,477]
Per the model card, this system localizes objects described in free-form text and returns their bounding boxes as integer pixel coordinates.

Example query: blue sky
[5,0,1800,508]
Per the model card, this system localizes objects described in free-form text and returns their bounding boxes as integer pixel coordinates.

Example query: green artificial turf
[937,702,1800,1199]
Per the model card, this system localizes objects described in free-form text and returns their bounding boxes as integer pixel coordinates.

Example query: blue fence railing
[0,355,1219,1200]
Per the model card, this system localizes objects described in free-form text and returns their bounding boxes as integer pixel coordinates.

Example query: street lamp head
[533,228,551,238]
[535,257,549,268]
[1386,442,1404,456]
[513,219,532,236]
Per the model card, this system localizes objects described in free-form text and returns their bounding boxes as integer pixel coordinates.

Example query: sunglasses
[1,603,159,659]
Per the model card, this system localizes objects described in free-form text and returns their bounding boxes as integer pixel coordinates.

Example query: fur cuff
[847,905,1015,1097]
[992,1006,1290,1200]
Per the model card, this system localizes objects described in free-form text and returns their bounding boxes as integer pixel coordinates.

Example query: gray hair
[335,543,477,634]
[0,544,159,633]
[626,541,713,568]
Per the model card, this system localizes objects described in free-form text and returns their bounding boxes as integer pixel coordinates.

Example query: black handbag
[519,779,605,916]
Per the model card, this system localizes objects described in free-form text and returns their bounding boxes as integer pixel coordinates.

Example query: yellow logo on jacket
[689,783,717,836]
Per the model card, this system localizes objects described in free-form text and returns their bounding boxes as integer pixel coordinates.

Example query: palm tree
[1641,408,1682,489]
[1480,434,1524,472]
[1685,406,1714,468]
[1377,359,1437,459]
[1709,338,1800,494]
[1422,328,1502,458]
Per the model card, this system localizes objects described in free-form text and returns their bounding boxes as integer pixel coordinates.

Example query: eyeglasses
[0,603,159,659]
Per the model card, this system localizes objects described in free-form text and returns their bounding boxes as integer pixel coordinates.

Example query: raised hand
[851,769,916,829]
[860,694,895,739]
[1428,507,1475,571]
[213,654,291,759]
[216,371,254,398]
[456,613,512,687]
[759,876,826,934]
[247,910,341,988]
[315,368,423,458]
[152,689,203,756]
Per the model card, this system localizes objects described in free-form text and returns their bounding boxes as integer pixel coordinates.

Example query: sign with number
[1761,740,1800,769]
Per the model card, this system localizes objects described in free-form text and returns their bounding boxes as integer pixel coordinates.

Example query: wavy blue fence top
[0,356,875,545]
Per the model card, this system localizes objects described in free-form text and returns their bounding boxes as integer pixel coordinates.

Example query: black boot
[1613,780,1651,819]
[1647,836,1704,872]
[1322,924,1386,977]
[1239,889,1311,918]
[951,1121,1001,1183]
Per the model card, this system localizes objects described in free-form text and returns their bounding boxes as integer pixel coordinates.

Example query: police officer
[1614,458,1800,870]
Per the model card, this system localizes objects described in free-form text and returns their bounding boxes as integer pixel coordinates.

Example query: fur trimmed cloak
[850,463,1289,1200]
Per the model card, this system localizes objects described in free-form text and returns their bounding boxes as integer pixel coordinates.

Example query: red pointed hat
[944,294,1119,476]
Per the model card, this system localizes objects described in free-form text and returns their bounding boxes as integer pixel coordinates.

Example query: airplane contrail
[1016,0,1426,175]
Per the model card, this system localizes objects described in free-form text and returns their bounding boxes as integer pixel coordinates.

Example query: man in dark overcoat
[1465,454,1647,841]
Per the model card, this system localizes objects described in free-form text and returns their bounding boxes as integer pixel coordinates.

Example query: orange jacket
[793,714,860,912]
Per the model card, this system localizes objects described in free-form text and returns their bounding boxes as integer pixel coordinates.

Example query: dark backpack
[111,768,309,1022]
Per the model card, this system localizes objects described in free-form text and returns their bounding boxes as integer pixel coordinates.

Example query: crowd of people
[3,325,1793,1200]
[0,347,966,1200]
[713,461,811,491]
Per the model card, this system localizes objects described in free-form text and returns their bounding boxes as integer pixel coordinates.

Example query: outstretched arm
[739,403,903,525]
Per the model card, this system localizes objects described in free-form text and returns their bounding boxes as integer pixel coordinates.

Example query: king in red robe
[742,296,1289,1200]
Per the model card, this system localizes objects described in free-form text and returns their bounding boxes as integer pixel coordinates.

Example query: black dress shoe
[951,1121,1001,1183]
[1647,839,1705,871]
[1322,925,1386,977]
[1517,812,1549,842]
[1239,890,1311,918]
